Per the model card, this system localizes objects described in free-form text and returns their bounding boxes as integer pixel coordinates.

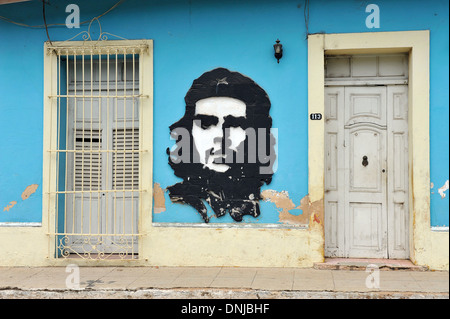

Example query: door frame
[307,31,430,263]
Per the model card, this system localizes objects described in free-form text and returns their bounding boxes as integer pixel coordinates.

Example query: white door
[325,85,409,259]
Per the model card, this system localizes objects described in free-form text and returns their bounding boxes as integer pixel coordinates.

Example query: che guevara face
[191,96,247,173]
[167,68,276,223]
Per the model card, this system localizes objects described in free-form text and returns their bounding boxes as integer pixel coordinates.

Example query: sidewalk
[0,266,448,299]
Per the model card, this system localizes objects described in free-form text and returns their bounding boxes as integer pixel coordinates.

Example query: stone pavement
[0,266,448,299]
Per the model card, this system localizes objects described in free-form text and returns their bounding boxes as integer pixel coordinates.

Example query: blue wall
[0,0,448,225]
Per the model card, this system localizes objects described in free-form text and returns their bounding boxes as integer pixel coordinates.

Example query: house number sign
[310,113,322,120]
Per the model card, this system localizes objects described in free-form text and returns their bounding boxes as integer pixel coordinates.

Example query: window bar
[97,51,102,241]
[64,49,70,250]
[50,94,142,99]
[54,50,61,257]
[72,51,77,236]
[114,49,119,238]
[131,49,135,256]
[106,50,110,245]
[56,50,61,250]
[138,48,144,257]
[81,49,85,237]
[51,189,146,194]
[89,48,94,237]
[48,149,144,154]
[123,48,127,241]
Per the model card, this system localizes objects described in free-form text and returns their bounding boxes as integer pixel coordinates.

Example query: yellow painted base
[0,224,447,270]
[0,225,324,268]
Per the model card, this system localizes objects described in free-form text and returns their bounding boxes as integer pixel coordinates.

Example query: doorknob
[362,156,369,167]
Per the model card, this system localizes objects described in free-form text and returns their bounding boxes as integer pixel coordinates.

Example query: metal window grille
[47,44,147,260]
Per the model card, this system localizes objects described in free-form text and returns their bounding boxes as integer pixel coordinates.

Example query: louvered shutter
[74,129,102,191]
[112,128,139,190]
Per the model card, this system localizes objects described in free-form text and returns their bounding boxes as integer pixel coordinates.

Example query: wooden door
[325,85,409,258]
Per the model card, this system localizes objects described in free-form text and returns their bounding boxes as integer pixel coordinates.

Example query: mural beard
[166,68,276,223]
[168,143,273,223]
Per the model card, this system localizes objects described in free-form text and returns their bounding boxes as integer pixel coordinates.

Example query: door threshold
[314,258,428,271]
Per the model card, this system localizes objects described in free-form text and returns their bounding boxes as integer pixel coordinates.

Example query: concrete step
[314,258,429,271]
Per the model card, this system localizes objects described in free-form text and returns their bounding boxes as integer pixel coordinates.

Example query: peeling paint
[298,194,324,227]
[313,213,321,224]
[3,201,17,212]
[438,180,449,199]
[21,184,38,201]
[153,183,166,214]
[261,190,308,225]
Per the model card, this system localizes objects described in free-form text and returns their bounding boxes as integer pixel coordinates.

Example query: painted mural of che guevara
[167,68,276,223]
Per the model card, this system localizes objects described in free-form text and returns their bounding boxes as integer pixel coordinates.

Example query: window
[43,40,153,260]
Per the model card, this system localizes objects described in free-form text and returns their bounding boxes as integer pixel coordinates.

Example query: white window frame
[42,40,153,263]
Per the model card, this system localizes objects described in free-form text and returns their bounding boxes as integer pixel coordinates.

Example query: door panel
[387,85,409,259]
[349,203,383,253]
[324,87,345,257]
[325,85,408,259]
[349,128,384,193]
[345,87,386,127]
[326,132,338,191]
[325,201,339,251]
[344,87,388,258]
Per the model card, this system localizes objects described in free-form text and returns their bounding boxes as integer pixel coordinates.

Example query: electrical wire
[304,0,310,39]
[42,0,52,44]
[0,0,126,29]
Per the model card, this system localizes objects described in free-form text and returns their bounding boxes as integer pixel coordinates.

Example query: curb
[1,287,448,299]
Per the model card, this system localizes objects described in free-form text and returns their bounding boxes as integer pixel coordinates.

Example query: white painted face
[192,97,247,173]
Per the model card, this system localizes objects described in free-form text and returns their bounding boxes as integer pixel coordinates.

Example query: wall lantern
[273,39,283,63]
